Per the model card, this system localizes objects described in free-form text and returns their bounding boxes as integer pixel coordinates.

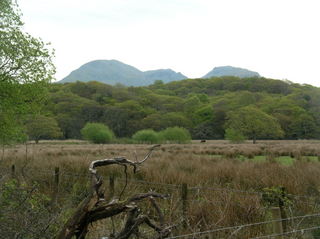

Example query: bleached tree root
[56,145,173,239]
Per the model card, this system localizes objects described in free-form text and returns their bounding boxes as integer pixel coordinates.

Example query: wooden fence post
[25,143,28,161]
[271,207,283,239]
[278,187,287,232]
[181,183,188,228]
[53,167,60,205]
[11,164,15,178]
[109,175,115,199]
[1,145,4,161]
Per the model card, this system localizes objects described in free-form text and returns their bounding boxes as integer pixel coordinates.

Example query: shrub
[132,129,160,144]
[159,127,191,143]
[81,123,114,144]
[225,128,246,143]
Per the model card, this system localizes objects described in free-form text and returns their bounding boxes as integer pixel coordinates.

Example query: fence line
[250,225,320,239]
[1,165,320,203]
[166,213,320,239]
[2,166,320,238]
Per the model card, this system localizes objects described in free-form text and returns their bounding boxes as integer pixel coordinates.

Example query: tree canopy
[81,123,114,144]
[45,76,320,142]
[225,106,284,143]
[25,115,62,143]
[0,0,55,144]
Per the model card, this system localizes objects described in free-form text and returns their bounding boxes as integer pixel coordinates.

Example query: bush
[225,128,246,143]
[132,129,160,144]
[159,127,191,143]
[81,123,114,144]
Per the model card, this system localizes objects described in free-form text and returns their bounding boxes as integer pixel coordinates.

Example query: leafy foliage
[0,180,57,238]
[44,75,320,141]
[132,129,160,144]
[262,186,293,208]
[225,106,284,143]
[0,0,55,145]
[81,123,114,144]
[25,115,63,143]
[159,127,191,143]
[225,128,246,143]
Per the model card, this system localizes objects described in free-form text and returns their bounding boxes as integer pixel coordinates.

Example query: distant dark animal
[200,140,206,143]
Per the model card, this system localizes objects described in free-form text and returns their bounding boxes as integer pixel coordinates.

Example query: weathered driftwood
[56,145,173,239]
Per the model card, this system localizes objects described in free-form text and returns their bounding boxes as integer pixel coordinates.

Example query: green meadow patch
[275,156,295,165]
[237,155,318,165]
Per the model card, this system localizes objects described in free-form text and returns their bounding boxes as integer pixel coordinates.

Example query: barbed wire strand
[250,225,320,239]
[166,213,320,239]
[1,167,320,203]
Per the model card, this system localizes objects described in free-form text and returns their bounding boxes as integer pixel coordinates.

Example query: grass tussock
[1,140,320,237]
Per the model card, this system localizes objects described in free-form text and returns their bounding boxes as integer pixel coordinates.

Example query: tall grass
[1,140,320,237]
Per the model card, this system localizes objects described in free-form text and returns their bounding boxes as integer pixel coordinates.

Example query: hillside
[48,76,320,140]
[60,60,187,86]
[203,66,260,78]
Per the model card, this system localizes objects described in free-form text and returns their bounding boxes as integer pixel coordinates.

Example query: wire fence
[4,165,318,199]
[1,165,320,238]
[166,213,320,238]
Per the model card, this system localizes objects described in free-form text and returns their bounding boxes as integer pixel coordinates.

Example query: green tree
[289,113,319,139]
[25,115,62,143]
[132,129,160,144]
[193,105,213,125]
[184,95,201,113]
[226,106,284,144]
[0,0,55,144]
[159,127,191,143]
[261,97,306,138]
[81,123,114,144]
[141,112,191,131]
[50,91,94,139]
[191,108,227,140]
[102,101,150,137]
[225,128,246,143]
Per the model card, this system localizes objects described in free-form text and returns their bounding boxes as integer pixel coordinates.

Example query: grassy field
[1,140,320,238]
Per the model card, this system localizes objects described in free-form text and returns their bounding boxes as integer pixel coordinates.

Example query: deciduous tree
[226,106,284,144]
[25,115,62,143]
[0,0,55,144]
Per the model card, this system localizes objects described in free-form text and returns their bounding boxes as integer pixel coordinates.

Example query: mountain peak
[202,66,260,78]
[60,60,187,86]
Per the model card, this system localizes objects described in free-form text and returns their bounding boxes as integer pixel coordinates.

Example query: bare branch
[150,196,165,226]
[136,144,161,165]
[56,145,172,239]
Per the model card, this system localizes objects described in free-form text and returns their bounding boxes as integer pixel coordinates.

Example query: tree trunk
[253,134,256,144]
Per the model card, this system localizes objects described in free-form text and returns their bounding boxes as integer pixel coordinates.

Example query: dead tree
[56,145,173,239]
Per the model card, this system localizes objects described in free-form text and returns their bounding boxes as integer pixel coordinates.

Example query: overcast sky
[19,0,320,86]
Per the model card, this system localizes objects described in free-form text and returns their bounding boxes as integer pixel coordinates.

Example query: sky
[19,0,320,86]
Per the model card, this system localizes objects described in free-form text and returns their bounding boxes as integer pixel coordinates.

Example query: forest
[36,76,320,142]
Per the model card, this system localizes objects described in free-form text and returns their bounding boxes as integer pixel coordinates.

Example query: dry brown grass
[1,140,320,238]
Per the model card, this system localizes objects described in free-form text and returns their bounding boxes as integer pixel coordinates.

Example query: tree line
[30,76,320,143]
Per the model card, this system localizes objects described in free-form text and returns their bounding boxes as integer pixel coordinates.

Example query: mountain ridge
[60,60,260,86]
[60,60,187,86]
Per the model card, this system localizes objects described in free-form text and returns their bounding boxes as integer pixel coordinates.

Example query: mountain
[143,69,186,83]
[202,66,260,78]
[60,60,187,86]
